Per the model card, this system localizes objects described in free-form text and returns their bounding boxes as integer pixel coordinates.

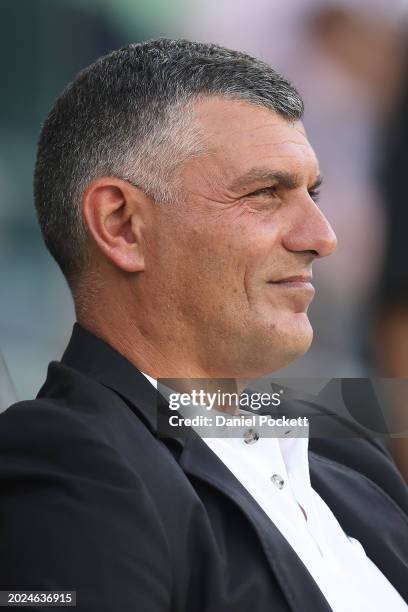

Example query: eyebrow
[227,168,323,193]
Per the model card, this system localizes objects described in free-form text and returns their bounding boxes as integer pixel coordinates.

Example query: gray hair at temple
[33,38,304,289]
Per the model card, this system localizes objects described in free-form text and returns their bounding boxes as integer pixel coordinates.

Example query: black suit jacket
[0,324,407,611]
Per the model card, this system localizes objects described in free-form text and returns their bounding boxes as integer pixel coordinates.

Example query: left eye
[247,186,278,198]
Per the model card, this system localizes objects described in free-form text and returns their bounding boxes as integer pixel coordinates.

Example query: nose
[283,200,337,258]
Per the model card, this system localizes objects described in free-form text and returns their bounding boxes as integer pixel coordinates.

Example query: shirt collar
[61,324,315,466]
[139,370,310,473]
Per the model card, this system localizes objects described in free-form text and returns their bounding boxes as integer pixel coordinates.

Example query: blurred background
[1,0,408,473]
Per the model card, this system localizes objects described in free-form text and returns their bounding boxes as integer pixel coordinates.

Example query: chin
[232,313,313,378]
[260,312,314,372]
[281,314,313,358]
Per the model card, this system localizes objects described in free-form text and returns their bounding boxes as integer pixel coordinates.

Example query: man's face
[143,98,337,377]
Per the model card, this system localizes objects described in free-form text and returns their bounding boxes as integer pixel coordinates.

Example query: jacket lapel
[174,428,332,612]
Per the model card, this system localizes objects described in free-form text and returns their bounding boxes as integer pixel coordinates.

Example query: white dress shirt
[142,373,407,611]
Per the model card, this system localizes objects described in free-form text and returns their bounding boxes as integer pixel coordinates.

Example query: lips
[270,275,313,284]
[267,275,315,299]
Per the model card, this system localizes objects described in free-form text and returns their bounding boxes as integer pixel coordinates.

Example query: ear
[82,177,152,273]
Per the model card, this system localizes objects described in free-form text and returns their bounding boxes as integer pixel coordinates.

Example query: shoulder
[0,366,200,525]
[1,395,133,480]
[0,397,174,608]
[0,370,183,496]
[309,434,408,515]
[0,396,168,521]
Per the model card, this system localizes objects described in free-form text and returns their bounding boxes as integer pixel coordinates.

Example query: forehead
[192,97,319,188]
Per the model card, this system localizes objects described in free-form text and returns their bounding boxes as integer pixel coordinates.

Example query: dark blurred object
[309,5,404,113]
[374,37,408,481]
[376,41,408,316]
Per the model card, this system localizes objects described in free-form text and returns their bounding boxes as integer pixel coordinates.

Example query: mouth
[269,274,313,284]
[267,275,315,296]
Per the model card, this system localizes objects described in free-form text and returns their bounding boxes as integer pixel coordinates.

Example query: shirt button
[243,429,260,444]
[271,473,285,489]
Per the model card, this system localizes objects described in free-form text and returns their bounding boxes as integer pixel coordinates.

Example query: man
[0,39,407,611]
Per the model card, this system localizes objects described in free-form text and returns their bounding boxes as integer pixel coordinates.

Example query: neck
[77,305,249,399]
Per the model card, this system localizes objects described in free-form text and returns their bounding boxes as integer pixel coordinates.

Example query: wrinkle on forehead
[180,97,318,200]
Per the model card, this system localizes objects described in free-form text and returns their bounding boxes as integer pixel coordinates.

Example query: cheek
[186,225,246,278]
[157,211,277,305]
[241,224,282,289]
[177,230,252,322]
[196,220,279,303]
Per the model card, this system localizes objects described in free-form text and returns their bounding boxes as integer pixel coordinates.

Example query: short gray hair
[34,38,304,287]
